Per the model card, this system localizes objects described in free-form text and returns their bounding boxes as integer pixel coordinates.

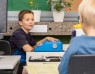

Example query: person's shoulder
[12,28,24,35]
[68,36,85,50]
[11,28,26,39]
[71,35,85,41]
[70,35,85,45]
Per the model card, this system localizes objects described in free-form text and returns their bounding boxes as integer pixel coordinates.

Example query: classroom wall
[6,0,82,43]
[8,0,82,11]
[66,0,82,11]
[8,0,50,11]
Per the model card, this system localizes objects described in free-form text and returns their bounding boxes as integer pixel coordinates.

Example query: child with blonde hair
[58,0,95,74]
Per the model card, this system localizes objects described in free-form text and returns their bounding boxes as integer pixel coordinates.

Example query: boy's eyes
[25,18,34,21]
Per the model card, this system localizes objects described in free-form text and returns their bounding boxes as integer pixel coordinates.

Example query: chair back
[0,40,11,55]
[69,55,95,74]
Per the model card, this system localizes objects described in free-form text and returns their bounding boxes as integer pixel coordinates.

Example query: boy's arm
[58,42,78,74]
[34,37,58,48]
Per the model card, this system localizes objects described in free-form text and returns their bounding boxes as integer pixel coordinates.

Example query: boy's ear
[79,13,83,23]
[19,21,22,26]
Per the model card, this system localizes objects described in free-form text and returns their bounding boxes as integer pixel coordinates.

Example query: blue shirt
[9,28,36,63]
[58,35,95,74]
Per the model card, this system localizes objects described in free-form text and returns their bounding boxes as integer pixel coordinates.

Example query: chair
[0,40,11,55]
[69,55,95,74]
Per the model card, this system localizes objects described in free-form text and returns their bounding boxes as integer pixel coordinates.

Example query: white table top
[25,52,65,74]
[0,55,21,69]
[25,62,60,74]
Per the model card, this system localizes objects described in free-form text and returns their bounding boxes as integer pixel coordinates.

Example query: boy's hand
[45,37,59,42]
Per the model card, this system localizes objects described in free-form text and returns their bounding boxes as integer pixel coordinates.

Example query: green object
[8,0,51,11]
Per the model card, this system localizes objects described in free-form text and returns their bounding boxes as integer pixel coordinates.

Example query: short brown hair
[18,10,34,21]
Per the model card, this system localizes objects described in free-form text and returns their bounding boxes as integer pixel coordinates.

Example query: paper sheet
[29,25,47,32]
[24,63,59,74]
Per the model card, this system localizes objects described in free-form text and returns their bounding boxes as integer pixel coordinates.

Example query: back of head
[79,0,95,28]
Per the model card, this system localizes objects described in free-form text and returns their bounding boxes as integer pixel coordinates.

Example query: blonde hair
[79,0,95,28]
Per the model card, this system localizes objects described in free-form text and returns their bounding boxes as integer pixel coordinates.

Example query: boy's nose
[30,21,33,24]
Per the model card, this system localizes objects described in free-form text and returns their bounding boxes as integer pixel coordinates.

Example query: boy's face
[19,13,34,31]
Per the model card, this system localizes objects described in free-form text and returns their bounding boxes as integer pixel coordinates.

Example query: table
[0,56,20,74]
[24,52,65,74]
[24,62,60,74]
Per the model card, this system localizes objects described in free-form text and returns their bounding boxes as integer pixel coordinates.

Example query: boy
[58,0,95,74]
[9,10,58,74]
